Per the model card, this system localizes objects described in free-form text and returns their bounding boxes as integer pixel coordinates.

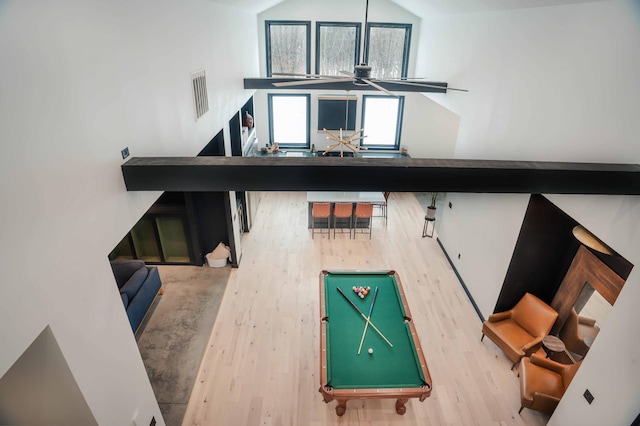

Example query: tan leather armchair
[519,354,582,415]
[481,293,558,368]
[559,308,599,358]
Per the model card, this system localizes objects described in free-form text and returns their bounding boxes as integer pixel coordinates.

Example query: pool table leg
[395,398,409,415]
[335,400,347,416]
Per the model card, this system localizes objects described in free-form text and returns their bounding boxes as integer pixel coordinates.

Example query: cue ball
[368,348,373,354]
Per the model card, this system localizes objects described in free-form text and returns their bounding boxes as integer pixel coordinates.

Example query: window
[316,22,361,76]
[361,95,404,149]
[268,94,310,148]
[364,23,411,79]
[317,96,357,131]
[266,21,310,77]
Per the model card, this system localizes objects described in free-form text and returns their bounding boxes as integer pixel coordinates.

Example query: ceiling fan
[268,0,468,97]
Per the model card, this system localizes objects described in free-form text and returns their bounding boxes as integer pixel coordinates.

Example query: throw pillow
[119,266,149,301]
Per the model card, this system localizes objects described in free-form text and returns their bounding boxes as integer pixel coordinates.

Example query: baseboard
[436,237,485,322]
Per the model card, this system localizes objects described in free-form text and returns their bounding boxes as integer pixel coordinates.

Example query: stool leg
[350,215,353,239]
[334,215,340,238]
[327,215,330,239]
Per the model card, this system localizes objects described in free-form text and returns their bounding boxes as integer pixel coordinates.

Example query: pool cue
[336,287,393,347]
[357,287,379,355]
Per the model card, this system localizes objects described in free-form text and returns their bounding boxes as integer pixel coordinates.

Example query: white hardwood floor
[181,192,548,426]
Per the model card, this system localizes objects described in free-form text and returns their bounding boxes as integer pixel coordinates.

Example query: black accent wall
[494,195,580,312]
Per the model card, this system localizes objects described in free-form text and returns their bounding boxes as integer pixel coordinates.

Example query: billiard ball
[368,348,373,354]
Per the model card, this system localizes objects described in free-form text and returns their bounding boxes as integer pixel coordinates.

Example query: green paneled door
[156,216,190,263]
[131,218,161,262]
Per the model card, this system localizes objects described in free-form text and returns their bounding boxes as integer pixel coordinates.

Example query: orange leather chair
[519,354,582,415]
[353,203,373,239]
[481,293,558,368]
[333,203,353,238]
[312,203,331,239]
[559,308,599,358]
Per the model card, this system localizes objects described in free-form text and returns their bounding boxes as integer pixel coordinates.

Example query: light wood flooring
[181,192,548,426]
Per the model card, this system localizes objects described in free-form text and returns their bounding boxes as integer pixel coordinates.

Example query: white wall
[0,1,258,424]
[437,193,530,316]
[402,93,459,158]
[252,0,460,157]
[417,0,640,162]
[427,1,640,424]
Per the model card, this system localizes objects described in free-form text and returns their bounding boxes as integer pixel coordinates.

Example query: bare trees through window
[317,23,360,76]
[266,21,310,76]
[366,24,411,80]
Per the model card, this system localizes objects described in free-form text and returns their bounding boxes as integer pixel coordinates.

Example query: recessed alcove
[495,194,633,359]
[496,195,633,314]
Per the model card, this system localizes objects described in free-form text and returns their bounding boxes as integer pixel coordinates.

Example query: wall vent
[191,69,209,121]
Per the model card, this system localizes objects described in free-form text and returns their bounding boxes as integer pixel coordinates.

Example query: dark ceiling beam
[243,78,448,93]
[121,157,640,195]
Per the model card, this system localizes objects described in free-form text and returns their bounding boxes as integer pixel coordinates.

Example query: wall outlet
[449,202,452,209]
[584,389,594,404]
[458,253,461,260]
[121,147,130,159]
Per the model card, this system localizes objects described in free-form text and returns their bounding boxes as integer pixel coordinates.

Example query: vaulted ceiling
[209,0,606,17]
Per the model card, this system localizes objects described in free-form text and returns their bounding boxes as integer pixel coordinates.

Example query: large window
[266,21,310,77]
[361,95,404,149]
[316,22,361,76]
[364,23,411,79]
[268,94,310,148]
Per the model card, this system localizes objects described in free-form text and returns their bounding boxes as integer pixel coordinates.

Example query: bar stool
[353,203,373,239]
[312,203,331,239]
[373,192,390,226]
[333,203,353,238]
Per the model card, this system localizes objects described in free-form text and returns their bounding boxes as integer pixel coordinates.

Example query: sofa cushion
[121,292,129,308]
[119,266,149,301]
[110,260,147,289]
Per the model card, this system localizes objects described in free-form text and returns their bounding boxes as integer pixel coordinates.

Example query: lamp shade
[572,225,615,255]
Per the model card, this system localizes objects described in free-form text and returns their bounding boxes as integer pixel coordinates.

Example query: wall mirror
[559,281,613,361]
[575,282,613,329]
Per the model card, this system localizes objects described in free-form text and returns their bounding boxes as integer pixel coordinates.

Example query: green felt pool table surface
[319,270,432,416]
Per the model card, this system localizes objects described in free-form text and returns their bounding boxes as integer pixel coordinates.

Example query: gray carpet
[136,264,231,426]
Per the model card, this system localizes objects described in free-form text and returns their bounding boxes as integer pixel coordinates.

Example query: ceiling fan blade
[273,78,353,87]
[382,80,469,92]
[362,79,398,97]
[272,72,348,79]
[340,70,356,77]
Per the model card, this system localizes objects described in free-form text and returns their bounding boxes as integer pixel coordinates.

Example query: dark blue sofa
[110,260,163,333]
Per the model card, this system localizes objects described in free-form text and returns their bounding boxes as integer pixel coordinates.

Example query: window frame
[364,22,412,79]
[267,93,311,149]
[265,20,311,77]
[315,21,362,76]
[361,94,405,150]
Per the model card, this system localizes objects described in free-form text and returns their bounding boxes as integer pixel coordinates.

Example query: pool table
[318,270,432,416]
